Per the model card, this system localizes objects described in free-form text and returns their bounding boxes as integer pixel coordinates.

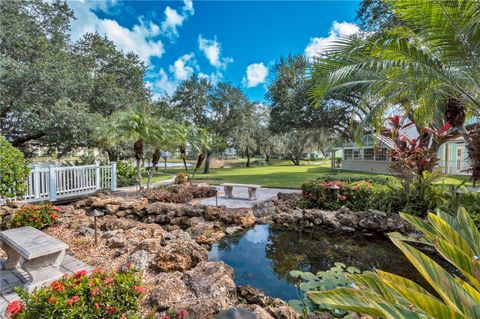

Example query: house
[332,135,471,176]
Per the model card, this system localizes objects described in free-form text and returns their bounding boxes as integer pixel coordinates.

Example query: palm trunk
[133,139,144,189]
[462,123,480,185]
[179,146,188,173]
[192,153,205,179]
[204,150,212,174]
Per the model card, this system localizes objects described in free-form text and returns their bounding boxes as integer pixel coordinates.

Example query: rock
[128,249,150,270]
[150,261,237,319]
[102,229,124,238]
[106,235,126,248]
[204,206,256,227]
[100,216,138,231]
[225,226,243,235]
[216,307,256,319]
[152,239,208,272]
[238,305,275,319]
[138,238,162,253]
[196,231,225,245]
[368,209,387,218]
[267,305,299,319]
[77,226,95,236]
[237,286,271,307]
[105,204,120,215]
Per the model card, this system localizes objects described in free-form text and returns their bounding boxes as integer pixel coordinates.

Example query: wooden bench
[220,183,262,201]
[1,226,68,292]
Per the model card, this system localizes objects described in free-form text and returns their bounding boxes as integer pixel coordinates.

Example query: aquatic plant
[307,207,480,318]
[288,263,360,318]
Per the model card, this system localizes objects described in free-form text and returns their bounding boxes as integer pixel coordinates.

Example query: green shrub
[301,179,374,211]
[315,175,390,185]
[11,203,60,229]
[7,265,144,319]
[116,161,137,187]
[0,137,30,198]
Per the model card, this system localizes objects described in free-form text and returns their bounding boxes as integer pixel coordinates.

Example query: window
[353,149,361,160]
[344,149,353,160]
[375,148,387,161]
[364,148,374,160]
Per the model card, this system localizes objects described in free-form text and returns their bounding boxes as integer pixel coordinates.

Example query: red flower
[91,287,100,296]
[121,314,127,319]
[66,295,81,306]
[54,207,61,211]
[177,309,188,319]
[160,316,171,319]
[391,115,400,126]
[50,213,58,220]
[28,217,34,222]
[50,281,65,292]
[133,285,145,293]
[73,270,88,278]
[105,305,117,314]
[6,300,23,316]
[94,303,101,309]
[47,297,57,304]
[36,218,42,222]
[103,277,114,285]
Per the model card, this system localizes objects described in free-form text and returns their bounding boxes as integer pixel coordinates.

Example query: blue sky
[69,0,360,102]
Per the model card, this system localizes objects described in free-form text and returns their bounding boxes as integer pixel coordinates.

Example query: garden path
[199,186,300,208]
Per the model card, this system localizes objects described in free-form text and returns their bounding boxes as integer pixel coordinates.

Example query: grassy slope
[188,164,471,189]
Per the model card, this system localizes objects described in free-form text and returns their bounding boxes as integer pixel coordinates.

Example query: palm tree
[310,0,480,183]
[108,105,164,189]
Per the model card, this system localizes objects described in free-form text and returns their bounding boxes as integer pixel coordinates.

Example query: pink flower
[160,316,172,319]
[73,270,88,278]
[103,277,113,285]
[91,287,100,296]
[50,281,65,292]
[66,295,80,306]
[177,309,189,319]
[6,300,23,316]
[133,285,145,293]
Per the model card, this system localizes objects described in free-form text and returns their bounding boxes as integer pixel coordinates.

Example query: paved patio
[0,254,93,318]
[200,186,300,208]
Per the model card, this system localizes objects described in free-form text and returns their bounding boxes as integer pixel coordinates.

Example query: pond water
[208,224,428,301]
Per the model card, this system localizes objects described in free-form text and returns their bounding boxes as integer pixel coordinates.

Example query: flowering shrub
[160,308,190,319]
[301,179,374,211]
[10,203,60,229]
[6,265,144,319]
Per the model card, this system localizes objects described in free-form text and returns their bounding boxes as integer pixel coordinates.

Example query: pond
[209,224,429,301]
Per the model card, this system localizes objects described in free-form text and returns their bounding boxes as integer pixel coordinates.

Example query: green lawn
[186,164,472,189]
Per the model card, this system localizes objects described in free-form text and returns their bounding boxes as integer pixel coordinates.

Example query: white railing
[1,162,116,204]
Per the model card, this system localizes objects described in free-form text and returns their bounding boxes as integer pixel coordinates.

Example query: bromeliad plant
[11,203,60,229]
[307,207,480,318]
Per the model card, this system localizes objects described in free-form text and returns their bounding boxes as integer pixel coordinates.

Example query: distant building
[332,135,471,176]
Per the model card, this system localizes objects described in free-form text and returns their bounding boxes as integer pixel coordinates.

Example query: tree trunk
[11,132,46,147]
[192,153,205,179]
[164,157,167,172]
[179,146,189,173]
[462,123,480,184]
[265,154,270,165]
[246,148,251,167]
[133,139,144,189]
[204,151,212,174]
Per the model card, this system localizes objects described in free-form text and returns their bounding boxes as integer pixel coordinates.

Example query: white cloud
[242,63,269,88]
[183,0,194,15]
[161,6,185,37]
[169,53,197,81]
[305,21,359,60]
[161,0,195,38]
[198,35,233,69]
[69,1,164,63]
[198,72,219,85]
[150,68,178,97]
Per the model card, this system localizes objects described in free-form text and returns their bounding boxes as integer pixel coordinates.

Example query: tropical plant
[115,161,137,187]
[310,0,480,184]
[289,263,360,318]
[0,136,30,199]
[307,207,480,318]
[102,105,167,189]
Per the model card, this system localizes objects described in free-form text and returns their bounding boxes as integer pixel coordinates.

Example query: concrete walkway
[0,254,93,318]
[200,186,300,208]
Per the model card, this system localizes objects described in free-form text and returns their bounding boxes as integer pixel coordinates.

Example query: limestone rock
[152,239,208,272]
[128,249,150,270]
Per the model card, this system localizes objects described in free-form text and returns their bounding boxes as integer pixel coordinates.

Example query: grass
[183,164,472,189]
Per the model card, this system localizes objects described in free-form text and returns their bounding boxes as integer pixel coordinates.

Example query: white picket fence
[1,162,117,203]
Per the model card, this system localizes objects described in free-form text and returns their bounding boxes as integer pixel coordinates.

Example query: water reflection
[209,224,426,301]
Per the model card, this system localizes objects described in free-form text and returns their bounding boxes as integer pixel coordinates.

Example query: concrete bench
[220,183,261,201]
[1,226,68,292]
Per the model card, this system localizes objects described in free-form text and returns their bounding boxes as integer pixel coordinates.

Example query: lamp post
[87,209,104,245]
